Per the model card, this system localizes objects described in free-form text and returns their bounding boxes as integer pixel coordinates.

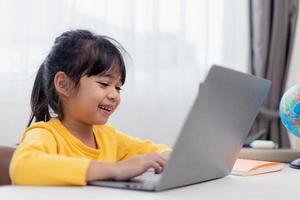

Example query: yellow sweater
[9,118,171,186]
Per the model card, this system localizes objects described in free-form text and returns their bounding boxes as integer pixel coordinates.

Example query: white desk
[1,165,300,200]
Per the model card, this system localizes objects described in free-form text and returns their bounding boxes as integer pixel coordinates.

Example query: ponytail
[27,63,51,127]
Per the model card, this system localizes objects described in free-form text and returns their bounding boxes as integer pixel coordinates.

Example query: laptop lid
[156,65,271,190]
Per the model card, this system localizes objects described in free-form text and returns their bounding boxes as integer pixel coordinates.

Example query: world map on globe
[279,84,300,137]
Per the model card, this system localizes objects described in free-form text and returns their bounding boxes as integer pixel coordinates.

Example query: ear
[54,71,74,98]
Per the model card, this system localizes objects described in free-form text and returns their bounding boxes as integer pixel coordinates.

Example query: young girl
[9,30,171,186]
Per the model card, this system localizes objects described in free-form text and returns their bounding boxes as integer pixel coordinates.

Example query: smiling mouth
[98,105,113,113]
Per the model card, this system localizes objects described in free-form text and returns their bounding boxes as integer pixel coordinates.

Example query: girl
[9,30,171,186]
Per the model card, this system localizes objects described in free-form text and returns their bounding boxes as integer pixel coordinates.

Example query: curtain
[249,0,299,148]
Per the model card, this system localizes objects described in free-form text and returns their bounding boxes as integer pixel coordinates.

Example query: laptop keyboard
[131,171,162,184]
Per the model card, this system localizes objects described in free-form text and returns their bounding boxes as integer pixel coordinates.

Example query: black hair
[28,29,126,127]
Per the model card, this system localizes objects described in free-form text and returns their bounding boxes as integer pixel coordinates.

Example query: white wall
[0,73,33,146]
[0,0,249,147]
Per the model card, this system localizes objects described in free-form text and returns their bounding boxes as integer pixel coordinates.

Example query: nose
[107,88,119,101]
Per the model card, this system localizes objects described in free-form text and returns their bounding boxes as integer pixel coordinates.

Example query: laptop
[89,65,271,191]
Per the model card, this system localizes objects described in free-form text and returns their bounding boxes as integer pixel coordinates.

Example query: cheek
[72,89,97,109]
[81,91,101,106]
[116,95,121,107]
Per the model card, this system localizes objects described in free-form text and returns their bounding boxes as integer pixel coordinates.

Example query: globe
[279,84,300,137]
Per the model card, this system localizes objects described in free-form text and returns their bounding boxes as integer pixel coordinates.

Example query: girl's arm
[85,128,173,182]
[10,130,90,186]
[11,130,170,184]
[114,130,172,161]
[86,152,167,181]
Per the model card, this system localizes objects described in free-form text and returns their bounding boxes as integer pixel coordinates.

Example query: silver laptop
[89,65,271,191]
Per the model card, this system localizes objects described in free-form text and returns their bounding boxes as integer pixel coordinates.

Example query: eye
[98,82,109,87]
[116,86,122,92]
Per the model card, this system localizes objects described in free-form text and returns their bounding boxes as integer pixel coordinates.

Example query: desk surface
[1,165,300,200]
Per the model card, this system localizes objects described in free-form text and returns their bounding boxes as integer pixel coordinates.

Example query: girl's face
[65,70,122,125]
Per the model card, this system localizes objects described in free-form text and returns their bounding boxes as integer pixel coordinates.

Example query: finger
[146,154,167,172]
[148,161,162,174]
[155,157,167,169]
[155,158,167,173]
[147,163,164,173]
[147,168,155,172]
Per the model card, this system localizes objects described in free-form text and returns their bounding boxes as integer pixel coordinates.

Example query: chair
[0,146,15,185]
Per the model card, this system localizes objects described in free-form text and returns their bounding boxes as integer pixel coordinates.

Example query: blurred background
[0,0,298,148]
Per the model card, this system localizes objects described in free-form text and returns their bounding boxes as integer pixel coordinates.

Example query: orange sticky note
[231,159,283,176]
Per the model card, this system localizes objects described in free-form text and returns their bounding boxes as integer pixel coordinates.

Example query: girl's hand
[86,152,170,182]
[112,153,167,181]
[160,151,172,160]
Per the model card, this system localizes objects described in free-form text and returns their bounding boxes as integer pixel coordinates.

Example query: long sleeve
[9,128,91,186]
[115,130,172,160]
[10,119,172,185]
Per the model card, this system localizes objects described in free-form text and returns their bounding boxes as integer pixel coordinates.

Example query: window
[0,0,248,146]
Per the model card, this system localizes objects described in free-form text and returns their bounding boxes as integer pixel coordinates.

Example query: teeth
[99,105,112,112]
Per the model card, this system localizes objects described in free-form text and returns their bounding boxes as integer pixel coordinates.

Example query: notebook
[231,159,284,176]
[89,65,271,191]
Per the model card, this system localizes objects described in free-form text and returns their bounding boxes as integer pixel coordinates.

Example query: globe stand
[289,136,300,169]
[289,158,300,169]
